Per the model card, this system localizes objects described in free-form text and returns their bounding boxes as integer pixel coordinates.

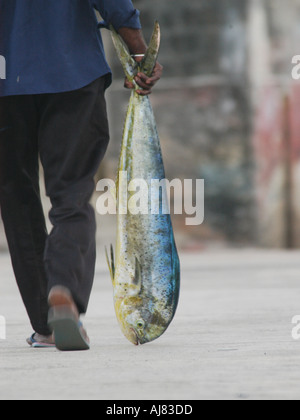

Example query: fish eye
[137,321,144,329]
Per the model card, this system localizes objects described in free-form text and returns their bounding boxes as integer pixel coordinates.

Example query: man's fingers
[134,72,159,89]
[124,62,163,96]
[124,78,135,89]
[124,77,152,95]
[136,71,160,86]
[135,62,163,89]
[136,89,152,96]
[147,62,163,83]
[135,75,154,89]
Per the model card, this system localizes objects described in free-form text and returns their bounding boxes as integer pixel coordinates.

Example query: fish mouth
[130,328,151,345]
[137,337,149,345]
[129,328,150,346]
[130,328,140,346]
[128,326,171,345]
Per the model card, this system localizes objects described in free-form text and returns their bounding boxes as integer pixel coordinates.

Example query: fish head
[114,253,180,345]
[127,307,172,345]
[114,295,142,345]
[116,296,171,345]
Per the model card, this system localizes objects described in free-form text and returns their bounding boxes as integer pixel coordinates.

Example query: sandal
[48,286,90,352]
[26,333,56,349]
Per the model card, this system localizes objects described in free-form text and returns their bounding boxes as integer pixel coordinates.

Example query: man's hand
[118,28,163,96]
[124,61,163,96]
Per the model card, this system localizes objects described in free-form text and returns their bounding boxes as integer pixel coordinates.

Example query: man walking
[0,0,162,351]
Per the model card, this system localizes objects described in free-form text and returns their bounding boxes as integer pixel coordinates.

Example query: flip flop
[48,305,90,352]
[26,333,56,349]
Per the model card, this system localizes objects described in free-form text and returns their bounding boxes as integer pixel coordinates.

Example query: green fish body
[107,23,180,345]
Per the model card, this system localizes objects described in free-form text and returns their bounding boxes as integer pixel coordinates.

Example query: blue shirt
[0,0,141,97]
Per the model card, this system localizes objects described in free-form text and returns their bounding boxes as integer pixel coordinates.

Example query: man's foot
[27,333,56,348]
[48,286,90,351]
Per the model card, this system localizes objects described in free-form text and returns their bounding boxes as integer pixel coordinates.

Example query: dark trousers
[0,77,109,335]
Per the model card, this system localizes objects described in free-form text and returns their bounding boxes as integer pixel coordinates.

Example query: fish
[106,23,180,345]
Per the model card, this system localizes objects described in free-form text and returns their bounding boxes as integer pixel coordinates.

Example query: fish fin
[105,246,115,283]
[141,21,161,77]
[110,25,137,82]
[133,257,142,293]
[110,244,115,278]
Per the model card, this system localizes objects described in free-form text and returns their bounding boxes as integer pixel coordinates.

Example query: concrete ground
[1,249,300,400]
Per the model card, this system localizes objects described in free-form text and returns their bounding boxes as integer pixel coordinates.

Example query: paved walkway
[0,249,300,400]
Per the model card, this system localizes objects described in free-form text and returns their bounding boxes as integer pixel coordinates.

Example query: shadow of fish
[106,23,180,345]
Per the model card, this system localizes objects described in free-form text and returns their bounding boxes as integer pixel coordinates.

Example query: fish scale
[106,23,181,345]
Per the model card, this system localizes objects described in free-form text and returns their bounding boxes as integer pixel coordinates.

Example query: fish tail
[110,25,137,82]
[141,21,161,77]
